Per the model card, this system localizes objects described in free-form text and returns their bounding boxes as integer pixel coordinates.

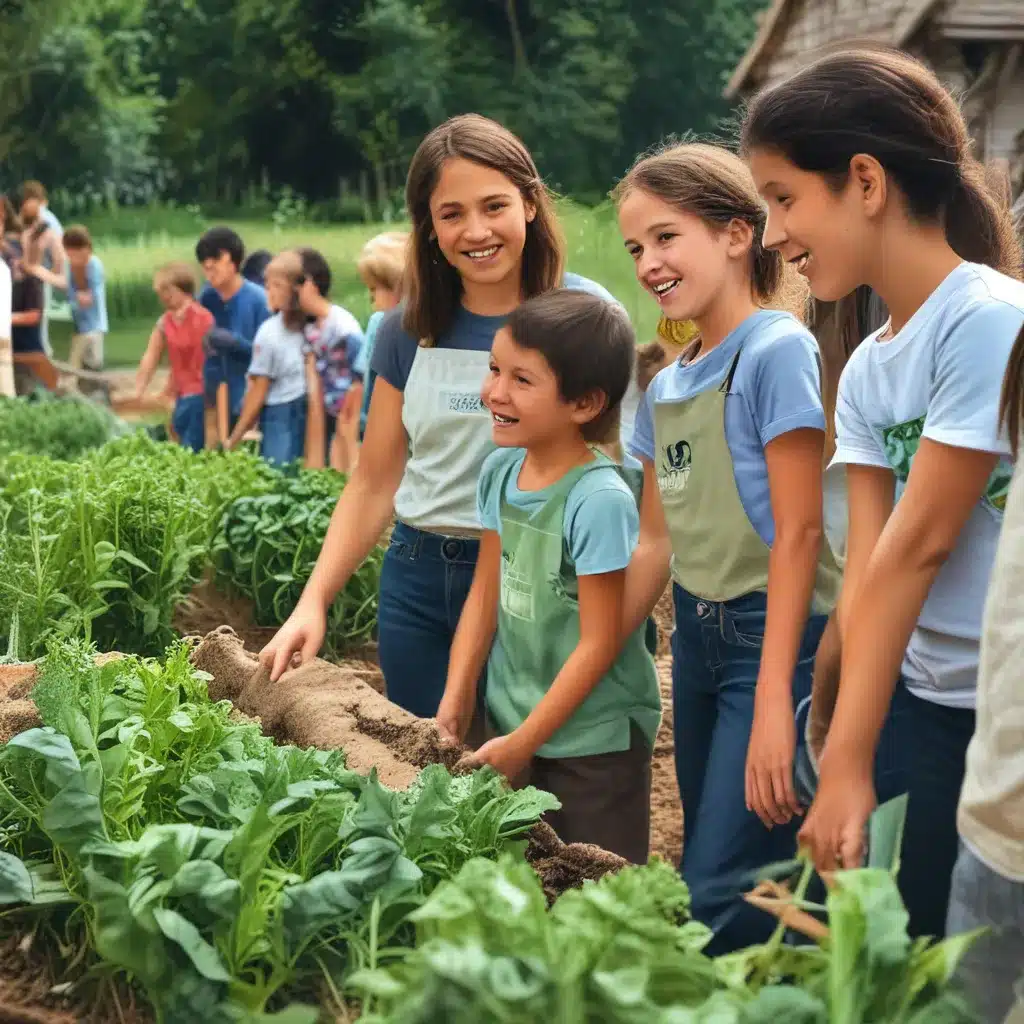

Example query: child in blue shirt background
[195,226,270,429]
[352,231,407,441]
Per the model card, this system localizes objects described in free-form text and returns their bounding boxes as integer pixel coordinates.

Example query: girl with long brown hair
[259,114,617,717]
[616,141,842,953]
[743,44,1024,948]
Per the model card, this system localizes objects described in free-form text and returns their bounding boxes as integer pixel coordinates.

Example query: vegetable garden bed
[0,633,630,1024]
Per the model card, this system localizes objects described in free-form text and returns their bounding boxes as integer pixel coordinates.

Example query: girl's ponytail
[945,160,1022,279]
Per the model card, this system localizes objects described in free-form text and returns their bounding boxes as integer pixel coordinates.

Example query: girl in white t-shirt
[743,45,1024,942]
[258,115,616,719]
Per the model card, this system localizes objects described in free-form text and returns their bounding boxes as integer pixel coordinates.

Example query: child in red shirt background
[135,262,213,452]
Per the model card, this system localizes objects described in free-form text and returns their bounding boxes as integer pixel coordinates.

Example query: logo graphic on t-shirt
[882,415,1011,512]
[500,549,534,620]
[443,391,487,415]
[658,439,691,496]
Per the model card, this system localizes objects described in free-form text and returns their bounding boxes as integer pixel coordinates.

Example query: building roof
[725,0,946,98]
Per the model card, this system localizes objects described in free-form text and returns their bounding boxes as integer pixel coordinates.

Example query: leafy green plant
[212,468,382,655]
[0,395,129,461]
[350,845,981,1023]
[0,434,278,659]
[0,638,559,1023]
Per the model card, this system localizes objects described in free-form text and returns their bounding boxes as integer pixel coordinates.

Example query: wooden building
[725,1,1024,199]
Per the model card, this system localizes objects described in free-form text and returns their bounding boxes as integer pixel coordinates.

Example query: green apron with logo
[654,350,841,610]
[486,453,662,759]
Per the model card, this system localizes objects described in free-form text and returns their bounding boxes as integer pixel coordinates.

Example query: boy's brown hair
[357,231,408,293]
[62,225,93,251]
[154,261,197,296]
[504,289,634,444]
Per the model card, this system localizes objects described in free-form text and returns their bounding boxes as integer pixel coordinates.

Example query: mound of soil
[190,627,630,893]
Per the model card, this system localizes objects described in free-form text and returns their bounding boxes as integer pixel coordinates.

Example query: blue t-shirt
[200,279,271,413]
[356,309,384,435]
[628,309,825,545]
[67,255,108,334]
[477,447,640,576]
[371,272,619,391]
[248,313,308,406]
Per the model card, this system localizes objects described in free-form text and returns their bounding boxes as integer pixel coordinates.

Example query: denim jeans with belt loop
[672,584,827,955]
[377,522,481,719]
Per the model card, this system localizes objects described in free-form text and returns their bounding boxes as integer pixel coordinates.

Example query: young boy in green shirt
[436,289,661,864]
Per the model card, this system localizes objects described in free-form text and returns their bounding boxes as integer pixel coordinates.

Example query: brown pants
[490,718,652,864]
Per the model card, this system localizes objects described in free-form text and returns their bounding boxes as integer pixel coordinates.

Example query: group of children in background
[132,225,408,467]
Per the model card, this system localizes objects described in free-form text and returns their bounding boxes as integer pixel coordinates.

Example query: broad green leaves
[0,638,559,1021]
[211,466,382,656]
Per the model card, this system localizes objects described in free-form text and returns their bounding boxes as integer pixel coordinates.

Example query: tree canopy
[0,0,767,208]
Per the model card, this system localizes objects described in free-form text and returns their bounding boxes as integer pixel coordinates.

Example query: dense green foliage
[0,434,277,659]
[1,0,767,210]
[212,468,381,657]
[0,395,128,461]
[0,639,559,1022]
[352,854,981,1023]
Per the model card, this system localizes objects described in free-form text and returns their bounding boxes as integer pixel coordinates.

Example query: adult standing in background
[19,181,64,358]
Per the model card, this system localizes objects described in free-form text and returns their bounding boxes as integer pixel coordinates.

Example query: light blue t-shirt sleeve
[749,328,826,446]
[476,448,516,533]
[923,301,1023,456]
[88,258,108,333]
[832,347,889,469]
[627,385,657,462]
[565,473,640,575]
[247,320,278,379]
[355,310,383,378]
[563,271,621,309]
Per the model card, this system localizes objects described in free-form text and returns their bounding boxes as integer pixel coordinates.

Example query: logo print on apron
[658,439,692,495]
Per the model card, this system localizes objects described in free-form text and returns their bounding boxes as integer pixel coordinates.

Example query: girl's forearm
[11,310,41,326]
[517,636,621,752]
[621,536,672,637]
[227,390,266,445]
[822,540,939,769]
[807,611,841,758]
[303,474,397,609]
[758,523,821,701]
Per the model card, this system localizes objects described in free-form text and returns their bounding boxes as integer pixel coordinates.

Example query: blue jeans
[672,584,826,955]
[947,845,1024,1024]
[897,689,975,939]
[260,396,307,467]
[172,394,205,453]
[377,522,480,718]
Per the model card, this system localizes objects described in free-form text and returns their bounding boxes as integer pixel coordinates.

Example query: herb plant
[0,435,277,659]
[212,468,382,656]
[0,394,128,461]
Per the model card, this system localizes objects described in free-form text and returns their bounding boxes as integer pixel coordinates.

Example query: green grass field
[53,203,660,368]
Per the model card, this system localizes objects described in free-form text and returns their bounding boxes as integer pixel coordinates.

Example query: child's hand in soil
[435,687,474,747]
[259,598,327,682]
[461,731,534,783]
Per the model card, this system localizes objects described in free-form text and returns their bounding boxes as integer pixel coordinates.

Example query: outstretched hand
[258,598,327,682]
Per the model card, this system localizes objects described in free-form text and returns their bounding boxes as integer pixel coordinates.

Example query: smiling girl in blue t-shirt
[617,142,842,954]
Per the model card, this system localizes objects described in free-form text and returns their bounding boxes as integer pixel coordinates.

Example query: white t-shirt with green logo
[832,262,1024,708]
